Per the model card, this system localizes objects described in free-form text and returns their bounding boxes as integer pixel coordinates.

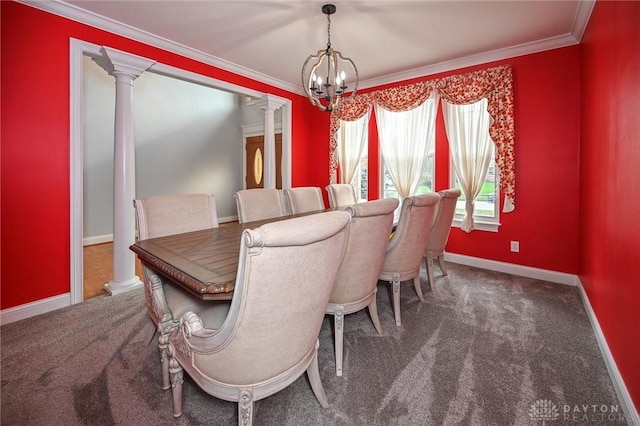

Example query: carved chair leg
[368,296,383,335]
[307,342,330,408]
[438,254,448,276]
[169,354,184,418]
[334,309,344,376]
[238,388,255,426]
[158,333,170,391]
[413,275,424,302]
[392,276,402,326]
[427,256,435,287]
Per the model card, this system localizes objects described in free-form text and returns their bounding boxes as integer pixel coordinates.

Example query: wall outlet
[510,241,520,252]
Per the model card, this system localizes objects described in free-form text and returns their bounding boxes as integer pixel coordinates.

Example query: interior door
[246,134,282,189]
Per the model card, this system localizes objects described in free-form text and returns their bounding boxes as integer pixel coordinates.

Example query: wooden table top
[129,212,324,300]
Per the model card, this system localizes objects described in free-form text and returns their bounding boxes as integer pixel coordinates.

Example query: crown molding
[18,0,302,95]
[359,32,580,90]
[19,0,594,96]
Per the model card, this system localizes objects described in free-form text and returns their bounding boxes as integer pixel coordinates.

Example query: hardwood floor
[83,243,143,300]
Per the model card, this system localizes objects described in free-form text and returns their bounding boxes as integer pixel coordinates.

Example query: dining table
[129,211,326,301]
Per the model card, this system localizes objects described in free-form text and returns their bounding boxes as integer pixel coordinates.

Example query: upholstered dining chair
[325,183,358,209]
[233,188,288,223]
[283,186,325,214]
[325,198,399,376]
[166,211,351,424]
[378,193,441,326]
[423,188,462,286]
[133,193,230,391]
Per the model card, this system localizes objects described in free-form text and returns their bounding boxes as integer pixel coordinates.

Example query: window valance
[329,65,515,212]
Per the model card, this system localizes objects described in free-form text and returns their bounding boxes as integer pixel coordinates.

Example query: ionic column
[255,95,286,189]
[94,47,155,295]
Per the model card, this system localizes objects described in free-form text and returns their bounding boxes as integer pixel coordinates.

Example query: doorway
[246,133,282,189]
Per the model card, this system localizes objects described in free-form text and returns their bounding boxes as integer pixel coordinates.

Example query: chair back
[425,188,461,256]
[179,211,350,385]
[134,193,219,240]
[326,183,357,209]
[381,193,440,275]
[234,188,288,223]
[330,198,399,304]
[283,187,325,215]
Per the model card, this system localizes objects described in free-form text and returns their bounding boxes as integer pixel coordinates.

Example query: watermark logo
[528,399,628,423]
[529,399,560,425]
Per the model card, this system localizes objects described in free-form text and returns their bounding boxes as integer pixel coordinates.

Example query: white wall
[83,56,254,242]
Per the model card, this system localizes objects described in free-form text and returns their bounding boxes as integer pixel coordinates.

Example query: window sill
[452,218,500,233]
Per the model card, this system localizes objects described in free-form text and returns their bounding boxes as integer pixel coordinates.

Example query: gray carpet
[1,263,627,425]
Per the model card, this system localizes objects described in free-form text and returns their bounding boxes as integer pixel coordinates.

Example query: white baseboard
[218,215,238,224]
[444,252,580,286]
[83,234,113,246]
[577,281,640,425]
[0,293,71,326]
[444,252,638,424]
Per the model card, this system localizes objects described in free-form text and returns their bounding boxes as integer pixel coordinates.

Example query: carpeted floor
[0,263,629,425]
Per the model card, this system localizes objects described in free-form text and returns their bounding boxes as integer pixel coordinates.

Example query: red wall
[361,48,582,275]
[0,2,326,309]
[580,0,640,409]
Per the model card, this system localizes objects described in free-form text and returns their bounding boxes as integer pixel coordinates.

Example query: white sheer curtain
[337,111,369,186]
[442,98,494,232]
[375,91,438,200]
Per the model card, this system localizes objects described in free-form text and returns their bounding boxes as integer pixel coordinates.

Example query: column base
[104,276,143,296]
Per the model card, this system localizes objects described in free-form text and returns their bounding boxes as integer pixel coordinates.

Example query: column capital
[255,94,286,112]
[94,46,156,80]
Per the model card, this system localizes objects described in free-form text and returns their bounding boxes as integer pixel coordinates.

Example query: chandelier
[302,4,358,112]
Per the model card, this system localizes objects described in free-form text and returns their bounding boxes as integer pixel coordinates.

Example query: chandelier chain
[326,13,331,48]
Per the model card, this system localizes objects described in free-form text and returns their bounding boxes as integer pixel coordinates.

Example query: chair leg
[334,309,344,376]
[438,254,448,276]
[159,334,171,391]
[169,355,184,418]
[392,276,402,326]
[413,275,424,302]
[238,388,255,426]
[426,256,435,288]
[368,296,383,335]
[307,342,330,408]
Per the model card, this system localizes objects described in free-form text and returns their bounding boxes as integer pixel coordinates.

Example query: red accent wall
[361,48,582,275]
[580,0,640,409]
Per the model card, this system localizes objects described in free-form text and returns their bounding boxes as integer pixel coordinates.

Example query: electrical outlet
[510,241,520,252]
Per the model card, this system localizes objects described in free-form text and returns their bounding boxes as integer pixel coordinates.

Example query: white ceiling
[36,1,594,93]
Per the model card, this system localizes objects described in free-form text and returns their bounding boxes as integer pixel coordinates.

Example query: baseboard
[443,252,638,424]
[219,215,238,224]
[83,234,113,246]
[576,281,640,425]
[0,293,71,326]
[444,252,580,286]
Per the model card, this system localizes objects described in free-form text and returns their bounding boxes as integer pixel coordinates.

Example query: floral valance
[329,65,515,212]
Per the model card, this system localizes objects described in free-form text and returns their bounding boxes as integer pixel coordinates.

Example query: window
[451,154,500,231]
[337,113,369,201]
[376,93,438,220]
[443,98,500,232]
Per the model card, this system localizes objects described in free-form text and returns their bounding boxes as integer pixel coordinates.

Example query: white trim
[577,280,640,426]
[18,0,300,95]
[452,218,500,233]
[444,252,579,286]
[83,234,113,246]
[17,0,595,95]
[70,39,102,305]
[218,215,239,224]
[0,294,71,326]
